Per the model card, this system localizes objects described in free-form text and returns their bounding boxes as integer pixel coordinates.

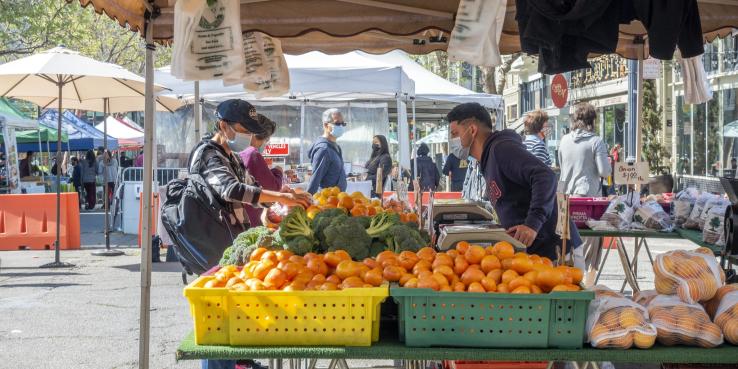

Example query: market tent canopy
[0,98,37,129]
[39,110,119,151]
[15,119,69,144]
[416,126,448,145]
[73,0,738,59]
[95,116,143,148]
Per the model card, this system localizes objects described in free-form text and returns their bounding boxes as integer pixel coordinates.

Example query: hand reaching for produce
[281,191,312,208]
[506,224,537,247]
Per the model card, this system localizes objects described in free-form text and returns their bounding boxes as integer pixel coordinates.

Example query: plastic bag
[600,193,638,230]
[635,292,723,347]
[683,193,718,230]
[705,284,738,344]
[672,188,699,226]
[702,201,729,245]
[225,31,290,97]
[586,286,657,349]
[653,247,725,304]
[633,200,673,231]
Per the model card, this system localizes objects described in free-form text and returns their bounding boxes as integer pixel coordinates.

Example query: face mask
[331,124,345,138]
[372,143,381,152]
[449,127,472,159]
[225,124,252,152]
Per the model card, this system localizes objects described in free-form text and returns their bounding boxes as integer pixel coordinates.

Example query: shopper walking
[81,149,99,210]
[364,135,392,198]
[411,143,440,191]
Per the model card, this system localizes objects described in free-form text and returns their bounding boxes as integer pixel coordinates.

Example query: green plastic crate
[391,287,593,349]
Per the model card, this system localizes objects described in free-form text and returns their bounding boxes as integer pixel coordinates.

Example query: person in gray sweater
[558,102,612,285]
[80,149,99,210]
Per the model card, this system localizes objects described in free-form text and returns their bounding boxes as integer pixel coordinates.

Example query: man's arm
[593,138,612,177]
[307,148,327,194]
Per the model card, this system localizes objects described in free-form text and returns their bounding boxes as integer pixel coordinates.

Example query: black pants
[83,182,96,210]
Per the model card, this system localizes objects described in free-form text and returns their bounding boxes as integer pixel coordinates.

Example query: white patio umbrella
[0,46,173,267]
[724,121,738,138]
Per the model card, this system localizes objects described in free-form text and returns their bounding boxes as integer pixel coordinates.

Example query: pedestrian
[411,143,440,191]
[306,108,347,194]
[98,150,119,208]
[364,135,392,198]
[239,114,284,227]
[523,110,552,166]
[70,156,82,207]
[446,102,582,263]
[19,151,33,178]
[81,149,99,210]
[441,153,468,192]
[134,149,144,167]
[558,102,612,286]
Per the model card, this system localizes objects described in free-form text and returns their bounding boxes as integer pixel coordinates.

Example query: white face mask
[449,127,472,159]
[225,124,252,152]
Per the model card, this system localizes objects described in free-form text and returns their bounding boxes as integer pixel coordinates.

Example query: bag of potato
[654,247,726,304]
[704,284,738,345]
[683,193,719,230]
[601,193,638,229]
[640,294,723,347]
[702,201,729,245]
[633,200,674,231]
[586,286,657,349]
[672,188,699,226]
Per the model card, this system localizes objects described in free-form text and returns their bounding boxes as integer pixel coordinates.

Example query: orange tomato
[283,282,304,291]
[456,241,471,254]
[367,206,377,216]
[398,251,420,271]
[557,266,575,284]
[493,241,515,259]
[467,282,486,293]
[381,258,401,268]
[320,282,339,291]
[341,276,365,289]
[362,258,378,269]
[261,250,279,264]
[535,267,566,292]
[327,196,339,207]
[439,285,453,292]
[512,286,532,294]
[432,272,450,287]
[253,260,276,280]
[293,270,315,284]
[323,252,341,267]
[264,268,287,289]
[307,259,328,276]
[276,250,294,262]
[417,276,440,291]
[350,206,366,217]
[432,254,454,269]
[464,245,486,264]
[416,247,437,262]
[433,264,455,279]
[480,255,502,274]
[497,283,510,293]
[508,276,531,291]
[523,270,538,284]
[288,255,306,265]
[531,285,543,294]
[412,260,432,275]
[406,213,419,223]
[278,262,301,280]
[245,278,266,291]
[226,276,244,288]
[460,268,485,286]
[417,270,433,280]
[326,274,342,285]
[529,254,542,265]
[501,258,514,270]
[303,252,319,261]
[452,281,466,292]
[376,250,397,265]
[399,273,415,286]
[487,269,503,284]
[541,257,554,267]
[310,274,326,284]
[561,266,584,285]
[404,277,419,288]
[453,255,470,275]
[447,249,459,259]
[510,257,534,274]
[501,269,520,284]
[335,260,361,280]
[383,265,405,282]
[481,277,497,292]
[250,247,268,262]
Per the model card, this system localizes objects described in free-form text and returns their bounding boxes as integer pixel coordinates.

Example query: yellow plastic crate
[184,275,389,346]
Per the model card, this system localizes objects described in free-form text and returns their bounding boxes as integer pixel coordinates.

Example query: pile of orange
[204,248,387,291]
[311,188,384,217]
[393,241,583,293]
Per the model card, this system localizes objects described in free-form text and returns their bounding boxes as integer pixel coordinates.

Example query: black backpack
[160,141,245,275]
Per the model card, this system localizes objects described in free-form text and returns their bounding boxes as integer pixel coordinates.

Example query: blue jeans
[202,360,235,369]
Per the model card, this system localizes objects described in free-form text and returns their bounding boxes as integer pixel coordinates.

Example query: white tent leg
[411,98,417,181]
[194,81,201,140]
[397,97,410,171]
[139,10,156,369]
[300,101,306,164]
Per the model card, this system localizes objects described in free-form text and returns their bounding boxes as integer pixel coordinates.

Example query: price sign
[263,143,289,156]
[614,162,650,185]
[643,58,662,79]
[555,193,570,240]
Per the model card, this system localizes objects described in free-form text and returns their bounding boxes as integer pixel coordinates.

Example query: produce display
[705,284,738,345]
[586,286,658,349]
[635,291,723,348]
[395,241,582,293]
[673,188,729,245]
[310,187,417,219]
[653,247,726,304]
[592,194,673,232]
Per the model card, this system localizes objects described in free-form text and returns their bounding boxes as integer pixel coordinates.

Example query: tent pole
[139,10,156,369]
[37,127,44,183]
[194,81,201,141]
[93,99,122,257]
[412,97,417,182]
[300,100,306,164]
[40,78,73,268]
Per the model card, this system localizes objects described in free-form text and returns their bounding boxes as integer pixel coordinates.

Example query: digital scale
[424,197,507,250]
[428,198,495,224]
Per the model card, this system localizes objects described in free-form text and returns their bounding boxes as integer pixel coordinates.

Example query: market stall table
[176,333,738,364]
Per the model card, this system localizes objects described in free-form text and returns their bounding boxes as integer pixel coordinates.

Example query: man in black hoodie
[447,103,581,261]
[307,108,348,194]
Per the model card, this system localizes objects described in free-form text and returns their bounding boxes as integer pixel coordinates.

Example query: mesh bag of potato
[586,286,657,349]
[705,284,738,345]
[653,247,725,304]
[635,292,723,347]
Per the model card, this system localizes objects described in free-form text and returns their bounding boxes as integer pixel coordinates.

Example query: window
[676,96,693,175]
[724,89,738,177]
[507,104,518,120]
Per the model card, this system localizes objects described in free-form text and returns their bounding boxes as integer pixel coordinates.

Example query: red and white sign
[263,143,289,157]
[551,74,569,109]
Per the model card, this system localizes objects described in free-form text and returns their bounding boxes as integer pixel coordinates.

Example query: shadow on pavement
[0,283,90,288]
[0,272,84,278]
[113,262,184,273]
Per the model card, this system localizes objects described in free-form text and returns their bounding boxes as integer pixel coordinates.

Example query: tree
[641,79,669,175]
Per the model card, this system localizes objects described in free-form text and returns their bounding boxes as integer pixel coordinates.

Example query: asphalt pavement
[0,212,703,368]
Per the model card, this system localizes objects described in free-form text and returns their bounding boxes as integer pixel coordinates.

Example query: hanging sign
[643,58,662,80]
[263,143,289,157]
[614,162,650,185]
[550,74,569,109]
[555,193,570,240]
[1,121,21,193]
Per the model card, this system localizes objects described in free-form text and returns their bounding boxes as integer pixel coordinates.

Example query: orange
[362,258,378,269]
[508,276,531,291]
[341,276,365,289]
[468,282,486,293]
[535,267,566,292]
[320,282,339,291]
[254,260,276,280]
[226,276,244,288]
[440,285,453,292]
[501,258,514,270]
[293,270,315,284]
[250,247,268,262]
[433,265,455,279]
[465,245,487,264]
[376,250,398,265]
[531,285,543,294]
[453,281,466,292]
[454,256,470,275]
[399,273,415,286]
[416,247,437,262]
[335,260,361,280]
[432,254,454,269]
[512,286,532,294]
[485,245,496,255]
[493,241,515,259]
[399,251,420,270]
[497,283,510,293]
[432,272,450,287]
[278,262,301,280]
[447,249,459,259]
[350,206,366,217]
[264,268,288,289]
[276,250,294,262]
[412,260,432,275]
[461,268,485,286]
[481,277,497,292]
[501,269,520,284]
[510,257,534,274]
[383,265,405,282]
[523,270,538,284]
[556,266,575,284]
[480,255,502,274]
[327,196,339,207]
[456,241,471,254]
[307,259,328,276]
[417,276,440,291]
[326,274,342,285]
[404,277,419,288]
[323,252,341,267]
[487,269,504,284]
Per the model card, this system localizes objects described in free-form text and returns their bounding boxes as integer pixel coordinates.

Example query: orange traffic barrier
[137,192,159,247]
[382,191,462,206]
[0,193,81,250]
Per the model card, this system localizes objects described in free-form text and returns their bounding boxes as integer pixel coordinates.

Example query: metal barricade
[675,174,725,194]
[119,167,184,185]
[112,167,185,233]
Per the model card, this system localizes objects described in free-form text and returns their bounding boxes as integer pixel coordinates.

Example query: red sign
[551,74,569,109]
[263,143,289,157]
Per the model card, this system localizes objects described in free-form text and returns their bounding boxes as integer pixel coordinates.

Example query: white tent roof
[155,51,414,102]
[96,116,144,140]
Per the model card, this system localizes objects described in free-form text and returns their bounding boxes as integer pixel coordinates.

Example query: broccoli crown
[385,223,428,253]
[369,241,386,257]
[219,244,258,266]
[311,208,347,249]
[324,215,372,260]
[278,207,316,255]
[354,216,372,229]
[233,226,272,249]
[285,235,315,256]
[366,212,400,239]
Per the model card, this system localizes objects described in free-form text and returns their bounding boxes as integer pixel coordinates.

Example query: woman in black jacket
[412,143,440,191]
[365,135,392,198]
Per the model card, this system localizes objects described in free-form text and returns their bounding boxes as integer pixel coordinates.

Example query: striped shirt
[524,135,552,166]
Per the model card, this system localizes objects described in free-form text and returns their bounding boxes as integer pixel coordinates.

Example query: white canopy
[96,116,144,140]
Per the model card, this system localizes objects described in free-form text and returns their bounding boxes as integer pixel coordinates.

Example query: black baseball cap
[215,99,265,135]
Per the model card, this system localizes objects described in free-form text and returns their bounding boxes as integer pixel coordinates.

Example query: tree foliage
[0,0,171,73]
[641,79,669,175]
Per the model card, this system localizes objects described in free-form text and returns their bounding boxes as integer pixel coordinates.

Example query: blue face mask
[331,124,345,138]
[225,124,252,152]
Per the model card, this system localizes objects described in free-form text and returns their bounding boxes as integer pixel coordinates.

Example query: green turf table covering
[577,230,680,239]
[177,333,738,363]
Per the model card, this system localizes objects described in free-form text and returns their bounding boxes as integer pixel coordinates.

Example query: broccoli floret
[219,227,275,266]
[219,246,234,266]
[366,212,400,239]
[369,241,386,257]
[385,223,429,253]
[311,208,347,250]
[354,216,372,229]
[234,226,272,248]
[272,230,285,248]
[324,215,372,260]
[219,244,258,266]
[278,207,317,255]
